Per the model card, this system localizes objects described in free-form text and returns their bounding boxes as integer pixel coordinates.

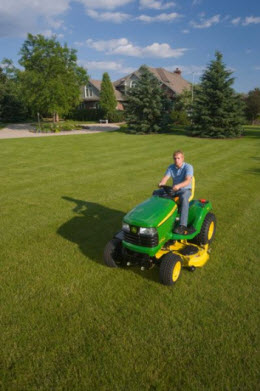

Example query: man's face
[173,153,184,168]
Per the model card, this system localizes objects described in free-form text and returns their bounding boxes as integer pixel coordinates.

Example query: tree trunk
[53,112,59,122]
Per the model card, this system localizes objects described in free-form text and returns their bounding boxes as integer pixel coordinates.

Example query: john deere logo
[131,226,138,234]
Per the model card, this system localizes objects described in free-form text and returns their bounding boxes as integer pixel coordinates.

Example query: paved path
[0,123,120,139]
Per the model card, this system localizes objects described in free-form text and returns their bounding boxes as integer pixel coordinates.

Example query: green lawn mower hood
[123,196,176,228]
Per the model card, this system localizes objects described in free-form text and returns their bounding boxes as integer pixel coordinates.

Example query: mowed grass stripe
[0,126,259,390]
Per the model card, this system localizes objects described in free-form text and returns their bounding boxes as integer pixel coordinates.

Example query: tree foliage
[99,72,117,121]
[125,65,171,133]
[170,89,193,125]
[0,59,28,122]
[244,88,260,123]
[18,34,88,120]
[190,51,244,138]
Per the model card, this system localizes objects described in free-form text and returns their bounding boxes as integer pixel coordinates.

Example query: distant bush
[67,108,125,123]
[107,110,125,123]
[35,121,81,133]
[67,108,103,122]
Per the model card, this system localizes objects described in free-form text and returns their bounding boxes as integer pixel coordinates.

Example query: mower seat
[174,176,195,203]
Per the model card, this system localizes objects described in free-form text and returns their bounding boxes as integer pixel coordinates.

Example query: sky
[0,0,259,92]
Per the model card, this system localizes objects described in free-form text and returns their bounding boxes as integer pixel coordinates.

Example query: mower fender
[189,200,213,234]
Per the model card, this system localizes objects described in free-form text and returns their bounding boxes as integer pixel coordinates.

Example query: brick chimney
[173,67,181,75]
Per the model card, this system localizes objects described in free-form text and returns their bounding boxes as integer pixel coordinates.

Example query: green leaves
[18,34,88,119]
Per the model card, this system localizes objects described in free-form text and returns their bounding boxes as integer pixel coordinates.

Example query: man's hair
[173,150,184,157]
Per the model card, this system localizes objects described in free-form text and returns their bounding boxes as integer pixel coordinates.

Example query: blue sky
[0,0,259,92]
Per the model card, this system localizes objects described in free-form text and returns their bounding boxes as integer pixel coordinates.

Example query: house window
[130,80,137,88]
[85,86,93,98]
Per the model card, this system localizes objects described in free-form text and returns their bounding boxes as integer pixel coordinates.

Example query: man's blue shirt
[165,162,193,190]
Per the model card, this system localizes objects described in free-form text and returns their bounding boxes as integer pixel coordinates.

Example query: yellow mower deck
[155,241,210,268]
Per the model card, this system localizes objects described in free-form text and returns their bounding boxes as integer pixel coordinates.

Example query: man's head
[173,150,184,168]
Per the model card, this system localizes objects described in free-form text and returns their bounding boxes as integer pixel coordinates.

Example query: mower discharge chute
[104,182,216,286]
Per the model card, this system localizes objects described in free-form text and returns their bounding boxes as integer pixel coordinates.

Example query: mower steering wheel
[159,185,176,198]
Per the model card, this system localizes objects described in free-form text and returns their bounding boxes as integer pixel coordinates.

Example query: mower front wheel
[159,253,182,286]
[104,238,122,268]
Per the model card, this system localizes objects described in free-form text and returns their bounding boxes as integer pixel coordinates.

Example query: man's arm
[173,176,192,191]
[158,175,170,187]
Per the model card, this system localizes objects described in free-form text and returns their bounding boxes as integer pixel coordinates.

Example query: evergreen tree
[190,51,244,138]
[18,34,88,121]
[125,65,170,133]
[99,72,117,121]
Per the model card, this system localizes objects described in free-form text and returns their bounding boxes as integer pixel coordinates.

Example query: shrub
[67,108,103,122]
[107,110,125,123]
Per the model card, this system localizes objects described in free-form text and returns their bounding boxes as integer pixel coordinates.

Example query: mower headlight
[122,223,130,232]
[139,227,157,236]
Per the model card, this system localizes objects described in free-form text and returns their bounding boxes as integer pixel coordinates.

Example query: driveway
[0,123,120,139]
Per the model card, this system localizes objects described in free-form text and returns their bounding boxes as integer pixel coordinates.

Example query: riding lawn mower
[104,180,216,286]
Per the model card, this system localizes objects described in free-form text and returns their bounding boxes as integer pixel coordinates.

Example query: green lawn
[0,126,259,391]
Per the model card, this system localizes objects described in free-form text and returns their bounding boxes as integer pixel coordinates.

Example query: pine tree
[125,65,170,133]
[99,72,117,121]
[190,51,244,138]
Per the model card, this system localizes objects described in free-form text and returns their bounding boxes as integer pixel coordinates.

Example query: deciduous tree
[19,34,88,121]
[0,59,28,121]
[245,88,260,123]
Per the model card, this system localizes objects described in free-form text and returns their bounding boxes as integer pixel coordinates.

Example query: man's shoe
[174,225,187,234]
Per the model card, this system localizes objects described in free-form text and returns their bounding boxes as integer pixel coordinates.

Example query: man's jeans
[175,189,191,226]
[153,188,191,227]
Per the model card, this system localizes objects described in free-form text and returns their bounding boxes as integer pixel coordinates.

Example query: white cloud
[243,16,260,25]
[86,38,188,58]
[191,14,220,29]
[136,12,181,22]
[231,17,241,25]
[192,0,202,5]
[230,16,260,27]
[139,0,176,10]
[0,0,69,37]
[182,29,190,34]
[87,9,130,23]
[80,60,135,74]
[165,65,205,76]
[254,66,260,70]
[79,0,133,9]
[0,0,134,37]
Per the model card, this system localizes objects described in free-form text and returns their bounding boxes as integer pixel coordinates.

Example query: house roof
[113,66,191,95]
[89,79,125,101]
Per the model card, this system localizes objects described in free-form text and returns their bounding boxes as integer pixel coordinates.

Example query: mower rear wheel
[159,253,182,286]
[104,238,122,268]
[192,212,216,245]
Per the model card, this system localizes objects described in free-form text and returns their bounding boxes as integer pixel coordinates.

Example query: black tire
[104,238,122,268]
[159,253,182,286]
[192,212,216,245]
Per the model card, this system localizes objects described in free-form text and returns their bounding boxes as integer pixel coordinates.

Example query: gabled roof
[88,79,124,101]
[113,66,191,95]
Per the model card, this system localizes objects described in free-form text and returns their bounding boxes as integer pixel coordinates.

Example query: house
[81,66,191,110]
[80,79,125,111]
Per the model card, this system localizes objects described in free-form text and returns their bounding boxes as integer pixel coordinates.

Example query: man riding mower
[104,151,216,286]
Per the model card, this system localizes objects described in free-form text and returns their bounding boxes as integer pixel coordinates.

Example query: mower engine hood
[124,196,176,228]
